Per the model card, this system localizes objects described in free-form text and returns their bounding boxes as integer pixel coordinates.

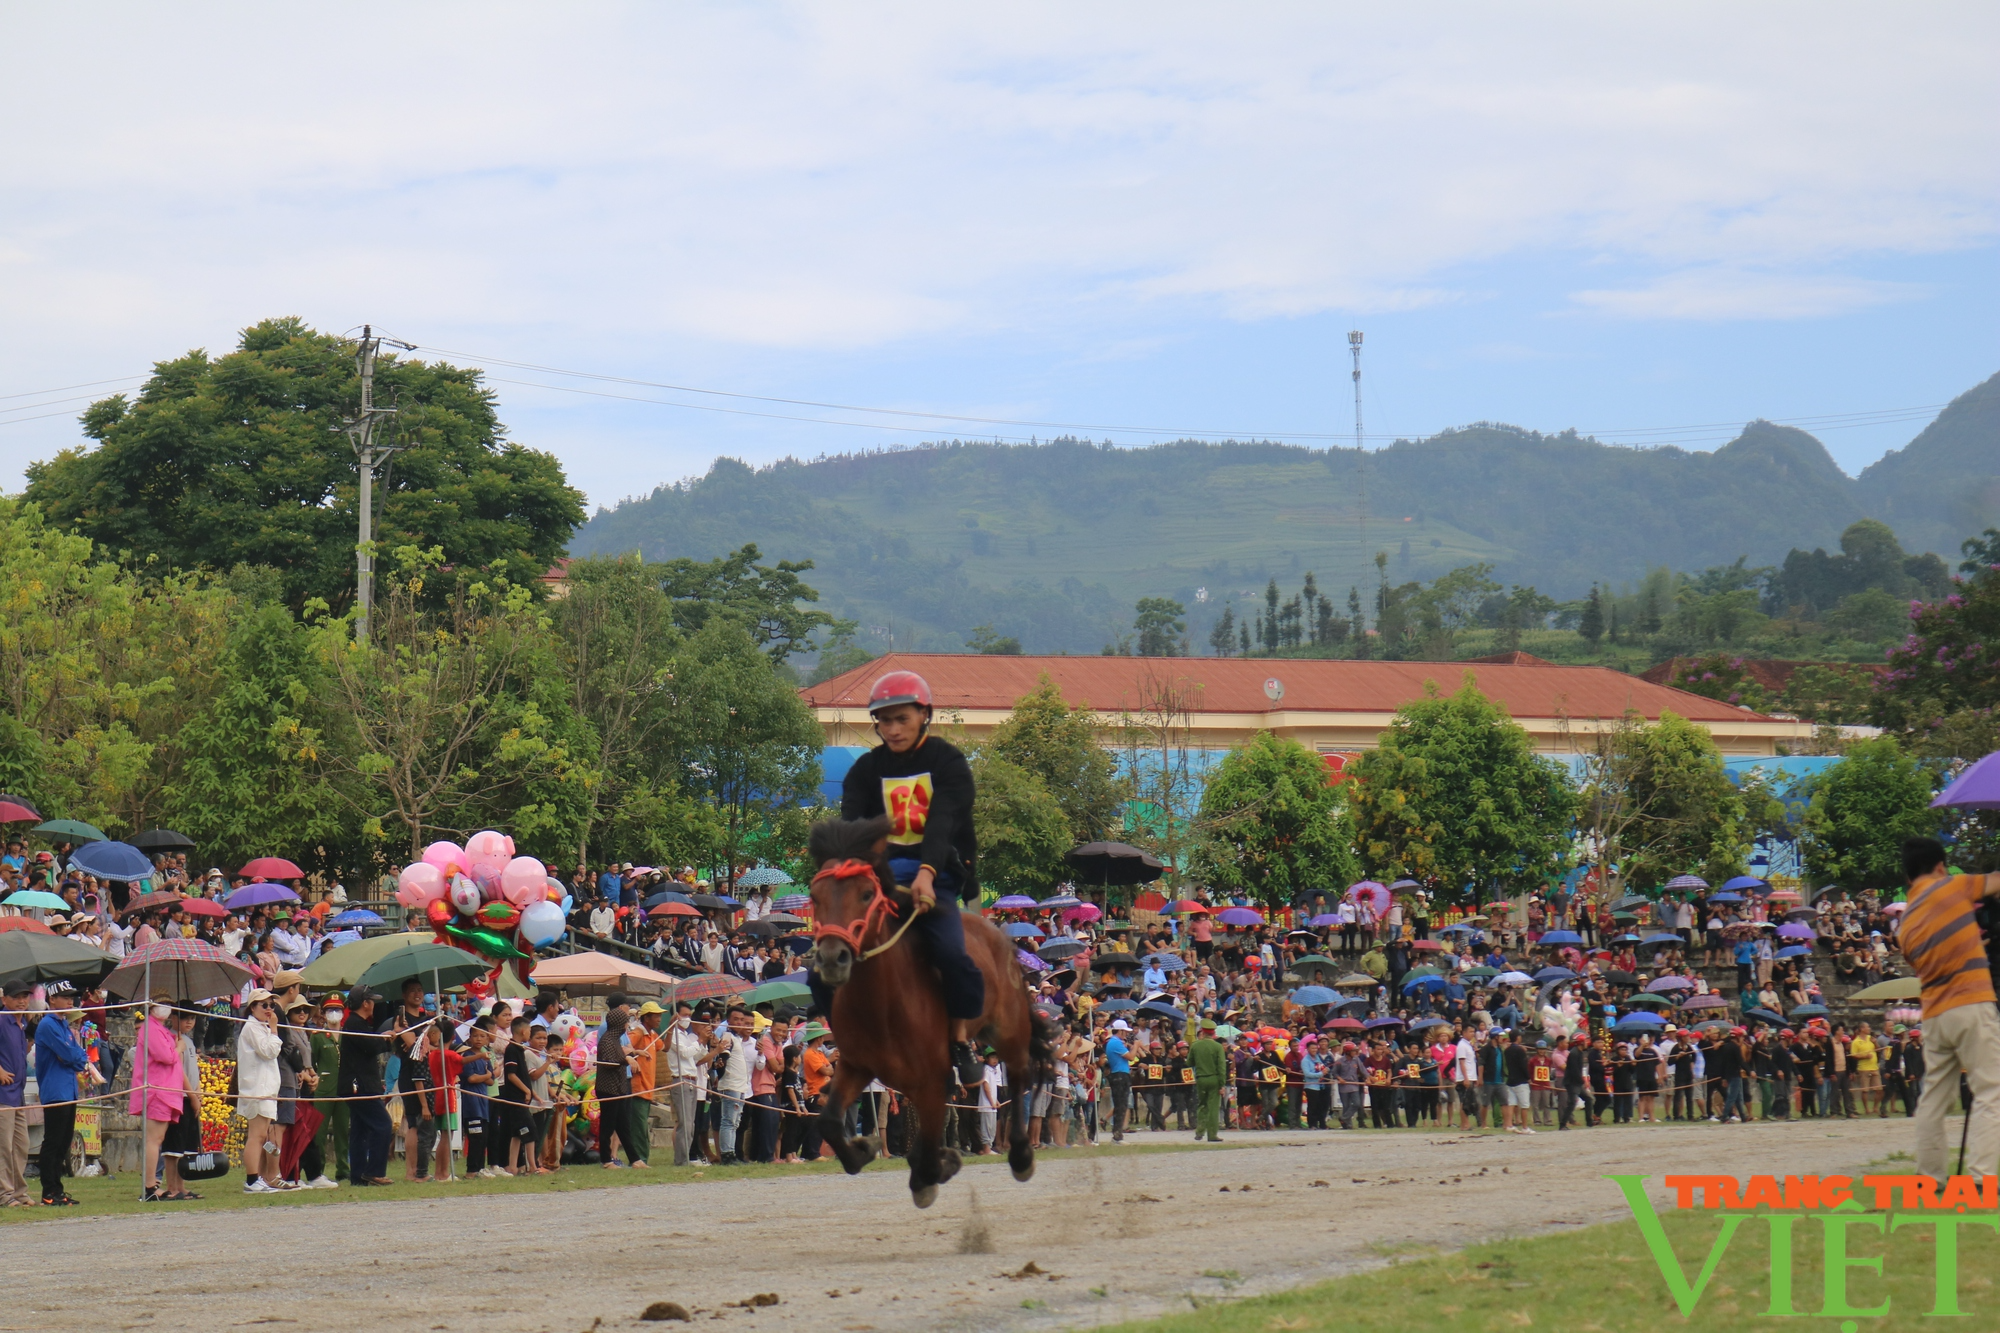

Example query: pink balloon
[500,856,547,906]
[465,829,510,862]
[395,862,446,909]
[448,875,483,917]
[422,840,467,877]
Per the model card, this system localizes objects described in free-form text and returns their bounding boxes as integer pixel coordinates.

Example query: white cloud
[1571,270,1929,321]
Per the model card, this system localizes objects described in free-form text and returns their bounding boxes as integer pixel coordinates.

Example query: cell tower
[1349,329,1366,585]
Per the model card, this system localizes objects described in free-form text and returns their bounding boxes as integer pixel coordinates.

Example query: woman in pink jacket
[128,995,184,1201]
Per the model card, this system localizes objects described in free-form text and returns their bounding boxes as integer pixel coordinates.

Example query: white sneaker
[308,1176,339,1190]
[491,1167,513,1177]
[244,1179,276,1194]
[1520,1127,1537,1135]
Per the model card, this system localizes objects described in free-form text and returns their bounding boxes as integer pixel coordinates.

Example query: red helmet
[868,670,933,715]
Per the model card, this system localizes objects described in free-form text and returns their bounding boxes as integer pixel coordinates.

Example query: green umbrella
[1213,1023,1242,1039]
[0,931,118,988]
[1461,965,1501,979]
[298,932,438,989]
[32,819,106,842]
[744,979,813,1007]
[357,941,491,994]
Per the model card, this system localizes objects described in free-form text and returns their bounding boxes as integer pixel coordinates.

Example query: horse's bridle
[810,858,921,963]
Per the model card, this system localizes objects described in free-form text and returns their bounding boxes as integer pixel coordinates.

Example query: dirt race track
[11,1118,1908,1333]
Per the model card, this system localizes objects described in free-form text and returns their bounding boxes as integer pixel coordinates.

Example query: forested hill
[573,370,2000,655]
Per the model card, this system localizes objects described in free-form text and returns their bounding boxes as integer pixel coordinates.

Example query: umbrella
[0,917,53,935]
[1776,923,1816,939]
[1038,939,1087,960]
[744,979,815,1007]
[358,941,491,993]
[4,890,69,911]
[1720,876,1767,892]
[1646,976,1696,992]
[179,898,226,919]
[239,856,305,880]
[1164,899,1208,915]
[0,931,115,987]
[1847,976,1922,1002]
[1308,913,1342,927]
[1404,964,1445,979]
[992,895,1039,910]
[1362,1015,1405,1029]
[1390,879,1422,891]
[1605,969,1639,986]
[1323,1016,1364,1031]
[1612,931,1644,941]
[1017,949,1050,972]
[773,893,811,912]
[35,819,108,842]
[1094,952,1140,970]
[328,909,385,928]
[1041,894,1083,908]
[1494,971,1535,985]
[1882,902,1907,916]
[1530,966,1572,982]
[735,866,794,889]
[1538,930,1582,945]
[1064,841,1165,885]
[0,798,42,824]
[761,912,807,927]
[533,952,682,997]
[1933,751,2000,809]
[130,828,197,851]
[128,890,186,912]
[1680,994,1730,1010]
[1613,1014,1667,1032]
[650,902,702,918]
[1743,1007,1787,1027]
[1767,889,1802,903]
[643,890,694,909]
[1334,973,1377,988]
[1408,1016,1449,1032]
[1346,881,1390,915]
[688,894,736,909]
[1461,964,1500,979]
[1788,1003,1830,1018]
[737,919,796,937]
[1403,974,1448,993]
[105,938,252,1001]
[226,882,300,910]
[1213,1023,1243,1039]
[1137,1000,1185,1023]
[1643,933,1683,946]
[1142,953,1188,972]
[1438,923,1477,935]
[1004,922,1046,939]
[669,972,753,1003]
[67,840,156,882]
[1215,907,1263,927]
[1096,997,1140,1012]
[1664,875,1708,891]
[299,932,440,987]
[1620,993,1675,1010]
[1063,904,1103,923]
[1290,985,1339,1006]
[1410,939,1442,951]
[1774,945,1811,960]
[1783,907,1820,921]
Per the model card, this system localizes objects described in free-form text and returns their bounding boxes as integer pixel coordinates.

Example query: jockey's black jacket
[840,734,979,904]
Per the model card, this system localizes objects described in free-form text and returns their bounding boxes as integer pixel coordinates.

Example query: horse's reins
[811,859,921,961]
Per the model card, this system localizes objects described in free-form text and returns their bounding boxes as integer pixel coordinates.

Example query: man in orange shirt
[800,1024,834,1161]
[628,1001,666,1165]
[1898,836,2000,1183]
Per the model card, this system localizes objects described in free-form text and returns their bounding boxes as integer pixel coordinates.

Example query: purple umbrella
[1680,994,1731,1010]
[1776,922,1816,939]
[1933,751,2000,810]
[1362,1015,1405,1029]
[1215,907,1264,927]
[1308,913,1341,927]
[1346,881,1390,914]
[1664,874,1708,891]
[225,881,301,910]
[992,895,1038,909]
[1017,948,1050,971]
[1646,976,1697,992]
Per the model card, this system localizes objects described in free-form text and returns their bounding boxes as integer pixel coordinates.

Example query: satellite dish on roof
[1263,677,1285,703]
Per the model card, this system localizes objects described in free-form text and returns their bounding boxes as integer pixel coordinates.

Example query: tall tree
[1799,738,1942,890]
[986,675,1125,843]
[656,543,838,665]
[1190,732,1357,907]
[1208,605,1237,657]
[1133,597,1187,656]
[1579,586,1605,645]
[1262,579,1281,653]
[1347,677,1579,901]
[969,753,1072,895]
[24,318,583,615]
[1586,710,1751,893]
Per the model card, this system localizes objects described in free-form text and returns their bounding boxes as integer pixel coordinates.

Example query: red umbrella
[1322,1016,1364,1031]
[649,902,702,917]
[1410,939,1442,951]
[104,937,254,1001]
[0,800,41,824]
[0,917,54,935]
[239,856,304,880]
[179,898,227,918]
[130,891,185,912]
[672,972,752,1003]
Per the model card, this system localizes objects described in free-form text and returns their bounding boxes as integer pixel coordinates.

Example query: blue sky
[2,3,1995,509]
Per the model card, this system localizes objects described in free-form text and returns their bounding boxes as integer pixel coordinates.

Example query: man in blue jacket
[0,980,31,1206]
[35,981,91,1206]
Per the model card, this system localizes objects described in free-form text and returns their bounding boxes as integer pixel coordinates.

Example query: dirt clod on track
[12,1119,1906,1333]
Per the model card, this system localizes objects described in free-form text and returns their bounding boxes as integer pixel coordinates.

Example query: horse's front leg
[820,1060,875,1176]
[905,1070,953,1209]
[1004,1033,1036,1182]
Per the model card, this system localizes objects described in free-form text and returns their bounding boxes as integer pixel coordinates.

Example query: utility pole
[1349,328,1367,608]
[341,325,412,643]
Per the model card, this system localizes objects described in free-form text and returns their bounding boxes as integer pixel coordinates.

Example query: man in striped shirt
[1898,836,2000,1184]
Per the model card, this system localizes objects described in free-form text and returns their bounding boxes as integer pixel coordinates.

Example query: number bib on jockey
[881,774,933,846]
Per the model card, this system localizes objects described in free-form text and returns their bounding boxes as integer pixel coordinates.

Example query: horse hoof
[937,1148,963,1183]
[1011,1157,1036,1183]
[912,1185,938,1209]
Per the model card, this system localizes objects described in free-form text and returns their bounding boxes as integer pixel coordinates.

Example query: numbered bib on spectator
[1180,1068,1195,1084]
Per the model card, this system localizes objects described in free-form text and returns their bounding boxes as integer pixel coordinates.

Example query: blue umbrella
[1290,985,1339,1006]
[1402,974,1448,993]
[1004,922,1045,939]
[1040,894,1081,908]
[323,929,363,949]
[1743,1007,1787,1027]
[328,909,384,927]
[1721,876,1767,892]
[1788,1003,1829,1018]
[1613,1013,1667,1031]
[1363,1015,1405,1029]
[1439,923,1477,934]
[1142,953,1187,971]
[1097,997,1140,1012]
[1643,932,1683,945]
[1534,966,1577,982]
[4,890,69,910]
[1708,892,1744,903]
[1775,944,1811,959]
[644,889,693,909]
[67,840,155,882]
[1138,1000,1186,1023]
[735,866,793,889]
[1539,930,1582,945]
[1408,1016,1450,1031]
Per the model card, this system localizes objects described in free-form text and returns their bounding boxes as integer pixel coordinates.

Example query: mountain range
[572,370,2000,656]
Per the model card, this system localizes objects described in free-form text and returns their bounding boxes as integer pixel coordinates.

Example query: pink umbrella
[1062,903,1102,923]
[1346,881,1390,915]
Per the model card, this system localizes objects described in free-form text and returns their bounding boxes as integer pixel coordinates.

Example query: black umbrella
[688,894,734,908]
[131,828,196,852]
[0,932,118,989]
[1037,939,1087,960]
[1093,952,1140,970]
[1064,841,1164,886]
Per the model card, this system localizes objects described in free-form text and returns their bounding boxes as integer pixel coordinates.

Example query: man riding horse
[807,669,987,1080]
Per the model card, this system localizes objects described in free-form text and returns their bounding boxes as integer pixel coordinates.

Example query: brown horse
[807,815,1051,1208]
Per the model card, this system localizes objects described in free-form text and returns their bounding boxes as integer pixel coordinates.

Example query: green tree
[1189,732,1357,907]
[1588,710,1751,893]
[969,753,1072,895]
[1347,677,1579,900]
[966,624,1023,655]
[1579,586,1605,645]
[807,623,876,685]
[1872,551,2000,744]
[1262,579,1280,653]
[655,543,836,664]
[1798,738,1942,890]
[1134,597,1187,656]
[986,675,1125,843]
[25,318,583,615]
[1208,605,1236,657]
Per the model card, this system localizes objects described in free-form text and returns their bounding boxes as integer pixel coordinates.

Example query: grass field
[2,1138,1224,1223]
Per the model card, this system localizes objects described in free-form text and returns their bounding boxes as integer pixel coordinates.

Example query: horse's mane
[808,815,892,868]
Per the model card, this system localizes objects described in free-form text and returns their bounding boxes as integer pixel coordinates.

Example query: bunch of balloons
[392,829,574,986]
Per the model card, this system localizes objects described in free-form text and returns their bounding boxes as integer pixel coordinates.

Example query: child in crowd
[977,1048,1004,1153]
[460,1023,494,1177]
